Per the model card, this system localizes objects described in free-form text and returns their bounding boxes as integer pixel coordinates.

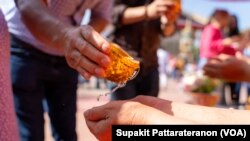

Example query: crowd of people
[1,0,250,141]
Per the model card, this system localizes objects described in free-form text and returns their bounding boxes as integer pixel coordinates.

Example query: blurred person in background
[108,0,180,100]
[198,9,244,108]
[0,7,19,141]
[242,30,250,101]
[204,30,250,107]
[220,14,242,108]
[0,0,112,141]
[198,9,241,69]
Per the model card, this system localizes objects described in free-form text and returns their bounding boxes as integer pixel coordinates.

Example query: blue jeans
[11,36,78,141]
[110,67,159,100]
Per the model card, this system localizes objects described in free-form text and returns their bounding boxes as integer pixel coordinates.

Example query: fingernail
[83,72,91,80]
[101,57,111,67]
[102,42,111,53]
[95,68,106,77]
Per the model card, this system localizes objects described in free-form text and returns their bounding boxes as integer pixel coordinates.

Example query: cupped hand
[62,25,111,79]
[84,100,167,141]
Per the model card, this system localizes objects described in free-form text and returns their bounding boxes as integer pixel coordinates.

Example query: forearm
[145,109,197,125]
[163,101,250,124]
[121,6,147,25]
[16,0,71,52]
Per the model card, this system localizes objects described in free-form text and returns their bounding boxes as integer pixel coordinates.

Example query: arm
[133,95,250,124]
[113,0,174,25]
[16,0,68,51]
[203,53,250,83]
[89,0,113,33]
[16,0,111,79]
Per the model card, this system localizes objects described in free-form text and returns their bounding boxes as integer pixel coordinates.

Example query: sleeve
[91,0,113,22]
[202,27,229,54]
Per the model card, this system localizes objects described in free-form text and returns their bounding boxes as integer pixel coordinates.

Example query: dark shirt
[110,0,162,75]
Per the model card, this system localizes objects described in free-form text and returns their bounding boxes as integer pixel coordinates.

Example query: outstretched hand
[84,99,174,141]
[203,53,250,82]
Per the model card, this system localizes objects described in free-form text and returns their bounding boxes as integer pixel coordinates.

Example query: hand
[132,95,173,114]
[203,53,250,82]
[161,15,176,36]
[146,0,174,19]
[84,100,168,141]
[62,25,111,79]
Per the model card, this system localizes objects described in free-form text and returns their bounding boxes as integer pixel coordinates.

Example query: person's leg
[248,84,250,97]
[44,59,78,141]
[230,82,240,106]
[11,43,45,141]
[96,78,100,89]
[137,68,160,97]
[219,83,227,106]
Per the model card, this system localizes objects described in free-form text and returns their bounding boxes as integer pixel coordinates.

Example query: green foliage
[192,76,221,94]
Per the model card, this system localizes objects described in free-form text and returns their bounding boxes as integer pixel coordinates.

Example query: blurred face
[220,14,230,28]
[230,16,237,28]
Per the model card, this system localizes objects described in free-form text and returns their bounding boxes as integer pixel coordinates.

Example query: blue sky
[182,0,250,31]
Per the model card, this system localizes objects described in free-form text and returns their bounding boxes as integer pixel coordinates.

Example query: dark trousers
[11,36,78,141]
[110,67,160,100]
[220,82,241,106]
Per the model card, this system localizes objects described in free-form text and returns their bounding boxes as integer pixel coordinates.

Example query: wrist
[60,26,74,49]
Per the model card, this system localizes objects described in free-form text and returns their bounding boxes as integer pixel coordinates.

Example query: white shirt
[0,0,112,56]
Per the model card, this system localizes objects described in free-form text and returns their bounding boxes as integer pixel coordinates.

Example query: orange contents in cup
[103,42,140,84]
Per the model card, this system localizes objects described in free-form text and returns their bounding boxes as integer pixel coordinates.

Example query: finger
[157,0,175,6]
[85,120,98,134]
[157,6,168,14]
[78,55,106,77]
[85,120,111,141]
[80,25,111,53]
[84,106,108,121]
[74,37,111,68]
[66,50,81,69]
[203,61,223,70]
[76,67,91,80]
[68,49,106,77]
[203,67,220,78]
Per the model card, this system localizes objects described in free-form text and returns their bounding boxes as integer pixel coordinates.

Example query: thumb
[84,106,107,121]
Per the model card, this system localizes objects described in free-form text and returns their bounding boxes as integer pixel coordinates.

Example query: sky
[182,0,250,31]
